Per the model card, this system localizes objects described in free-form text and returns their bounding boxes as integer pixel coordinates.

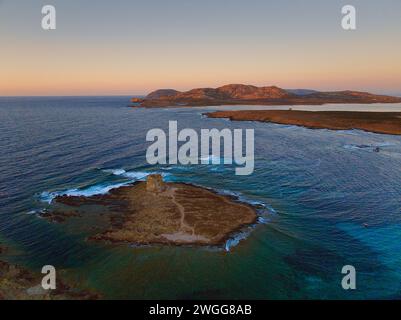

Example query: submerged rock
[0,244,99,300]
[41,210,80,223]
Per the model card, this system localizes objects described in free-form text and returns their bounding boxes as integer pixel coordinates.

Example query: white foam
[41,169,172,204]
[27,208,48,215]
[200,155,224,164]
[40,181,130,204]
[243,198,277,213]
[217,189,241,197]
[160,167,173,171]
[103,168,169,180]
[343,142,394,151]
[217,189,277,214]
[103,168,126,175]
[257,216,270,224]
[225,231,251,252]
[337,130,358,135]
[200,155,254,166]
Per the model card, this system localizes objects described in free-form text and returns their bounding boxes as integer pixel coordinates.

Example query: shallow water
[1,96,401,299]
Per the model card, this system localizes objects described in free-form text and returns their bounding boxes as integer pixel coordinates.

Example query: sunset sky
[1,0,400,96]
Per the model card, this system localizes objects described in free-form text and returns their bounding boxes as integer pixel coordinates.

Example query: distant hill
[285,89,318,96]
[146,89,180,100]
[131,84,401,107]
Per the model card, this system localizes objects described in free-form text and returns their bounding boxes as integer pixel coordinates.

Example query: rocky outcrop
[41,210,80,223]
[146,174,166,193]
[132,84,401,107]
[0,244,99,300]
[46,176,258,246]
[130,97,144,103]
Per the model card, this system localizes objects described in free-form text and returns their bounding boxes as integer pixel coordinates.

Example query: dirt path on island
[166,187,195,235]
[161,187,209,242]
[50,177,257,246]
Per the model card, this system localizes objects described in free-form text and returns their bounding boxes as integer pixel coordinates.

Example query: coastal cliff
[131,84,401,107]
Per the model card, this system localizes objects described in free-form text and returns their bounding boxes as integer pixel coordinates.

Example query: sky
[0,0,400,96]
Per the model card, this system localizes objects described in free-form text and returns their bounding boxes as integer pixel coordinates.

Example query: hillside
[131,84,401,107]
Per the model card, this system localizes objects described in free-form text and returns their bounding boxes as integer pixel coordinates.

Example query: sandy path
[166,187,195,235]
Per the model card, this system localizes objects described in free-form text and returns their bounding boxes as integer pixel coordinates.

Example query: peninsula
[131,84,401,108]
[43,175,257,246]
[207,110,401,135]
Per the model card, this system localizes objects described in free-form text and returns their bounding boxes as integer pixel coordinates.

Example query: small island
[130,84,401,108]
[206,110,401,135]
[44,175,257,246]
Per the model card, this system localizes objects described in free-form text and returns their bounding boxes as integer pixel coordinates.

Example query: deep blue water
[1,96,401,299]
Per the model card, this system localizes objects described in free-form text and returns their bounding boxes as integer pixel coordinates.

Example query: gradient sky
[1,0,400,96]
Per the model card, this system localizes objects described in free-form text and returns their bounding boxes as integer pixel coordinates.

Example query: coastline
[42,175,259,248]
[2,95,401,299]
[131,84,401,108]
[206,110,401,135]
[131,99,401,109]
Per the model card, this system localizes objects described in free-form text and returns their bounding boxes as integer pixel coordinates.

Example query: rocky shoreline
[206,110,401,135]
[43,175,258,247]
[0,244,99,300]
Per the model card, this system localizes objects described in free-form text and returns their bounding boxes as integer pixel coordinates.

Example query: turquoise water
[1,96,401,299]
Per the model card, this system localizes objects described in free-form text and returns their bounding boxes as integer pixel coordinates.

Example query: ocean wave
[343,142,394,151]
[337,129,358,135]
[199,155,223,164]
[40,181,130,204]
[216,188,241,198]
[159,167,173,171]
[40,169,171,204]
[27,208,49,215]
[103,168,170,180]
[200,155,240,164]
[224,209,273,251]
[257,216,270,224]
[225,230,252,252]
[201,155,254,166]
[26,209,42,215]
[216,188,277,214]
[244,199,277,214]
[102,168,126,175]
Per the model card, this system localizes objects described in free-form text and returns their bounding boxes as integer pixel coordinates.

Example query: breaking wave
[103,168,170,180]
[343,142,394,151]
[40,181,130,204]
[224,230,253,252]
[40,169,170,204]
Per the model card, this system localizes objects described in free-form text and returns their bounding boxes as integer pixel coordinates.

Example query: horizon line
[1,90,401,98]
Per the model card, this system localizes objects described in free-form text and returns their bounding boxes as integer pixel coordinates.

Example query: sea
[1,96,401,299]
